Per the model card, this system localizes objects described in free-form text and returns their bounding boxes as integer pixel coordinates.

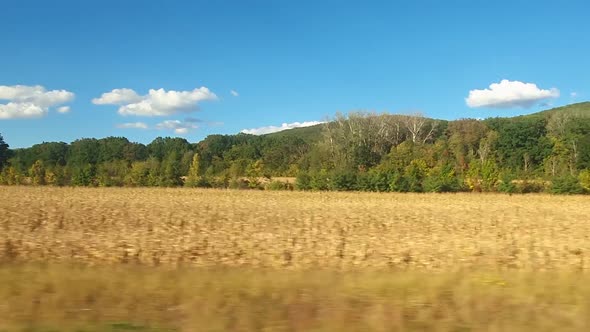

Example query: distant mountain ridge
[264,101,590,140]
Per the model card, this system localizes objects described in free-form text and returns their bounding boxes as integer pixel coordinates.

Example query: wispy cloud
[184,117,204,123]
[241,121,323,135]
[57,106,71,114]
[116,122,148,129]
[230,90,239,97]
[466,80,559,109]
[156,120,198,135]
[93,87,217,116]
[0,85,75,119]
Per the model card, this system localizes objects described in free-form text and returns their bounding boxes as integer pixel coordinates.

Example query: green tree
[0,133,10,170]
[44,169,57,186]
[146,157,162,186]
[69,138,100,166]
[295,171,312,190]
[328,170,357,191]
[162,151,182,186]
[97,137,132,163]
[466,159,499,192]
[52,165,69,186]
[125,161,149,187]
[148,137,191,161]
[180,151,195,177]
[246,160,264,189]
[96,160,128,187]
[550,175,584,195]
[309,169,330,191]
[423,163,461,192]
[447,119,489,171]
[185,153,201,187]
[71,164,95,186]
[486,117,551,172]
[29,160,46,185]
[579,169,590,192]
[1,166,21,185]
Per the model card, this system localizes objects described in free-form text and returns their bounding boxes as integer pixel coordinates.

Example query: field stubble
[2,187,590,331]
[1,187,589,270]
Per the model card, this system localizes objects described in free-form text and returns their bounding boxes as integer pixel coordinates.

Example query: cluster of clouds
[466,80,560,109]
[2,79,578,136]
[0,85,74,119]
[116,119,201,135]
[0,83,322,136]
[96,87,230,135]
[92,87,218,116]
[0,84,231,135]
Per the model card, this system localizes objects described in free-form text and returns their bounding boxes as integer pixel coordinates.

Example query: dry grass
[1,187,590,331]
[2,264,590,332]
[1,187,589,270]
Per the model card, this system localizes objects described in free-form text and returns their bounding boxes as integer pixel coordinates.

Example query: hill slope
[264,123,324,143]
[535,102,590,118]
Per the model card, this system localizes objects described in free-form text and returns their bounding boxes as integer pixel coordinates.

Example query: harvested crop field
[3,264,590,332]
[2,187,590,331]
[1,187,589,270]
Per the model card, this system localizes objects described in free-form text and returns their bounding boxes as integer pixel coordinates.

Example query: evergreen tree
[0,133,10,170]
[162,151,182,186]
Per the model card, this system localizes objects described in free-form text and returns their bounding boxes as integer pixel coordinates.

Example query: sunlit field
[1,187,590,331]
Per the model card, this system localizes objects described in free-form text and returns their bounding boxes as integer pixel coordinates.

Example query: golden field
[1,186,590,331]
[3,264,590,332]
[1,187,589,270]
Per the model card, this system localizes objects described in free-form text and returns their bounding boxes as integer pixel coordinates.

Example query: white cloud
[571,92,578,98]
[466,80,560,109]
[57,106,71,114]
[241,121,324,135]
[92,88,142,105]
[0,85,74,119]
[230,90,239,97]
[156,120,198,135]
[116,122,148,129]
[93,87,217,116]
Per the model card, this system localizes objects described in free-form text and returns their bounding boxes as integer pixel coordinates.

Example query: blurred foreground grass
[2,264,590,332]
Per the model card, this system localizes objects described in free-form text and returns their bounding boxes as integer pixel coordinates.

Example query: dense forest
[1,102,590,194]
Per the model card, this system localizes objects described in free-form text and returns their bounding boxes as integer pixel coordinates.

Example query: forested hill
[1,102,590,194]
[535,102,590,118]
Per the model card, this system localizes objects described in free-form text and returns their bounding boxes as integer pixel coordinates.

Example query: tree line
[1,103,590,194]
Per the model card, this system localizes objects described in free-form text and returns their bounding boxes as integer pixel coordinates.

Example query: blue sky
[1,0,589,148]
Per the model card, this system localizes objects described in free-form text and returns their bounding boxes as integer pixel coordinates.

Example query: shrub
[357,170,390,192]
[389,172,409,192]
[295,171,312,190]
[497,173,517,194]
[265,180,288,191]
[516,180,545,194]
[309,170,330,191]
[329,171,357,191]
[403,159,428,192]
[550,175,584,195]
[423,164,460,193]
[228,178,250,190]
[580,169,590,193]
[195,177,213,188]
